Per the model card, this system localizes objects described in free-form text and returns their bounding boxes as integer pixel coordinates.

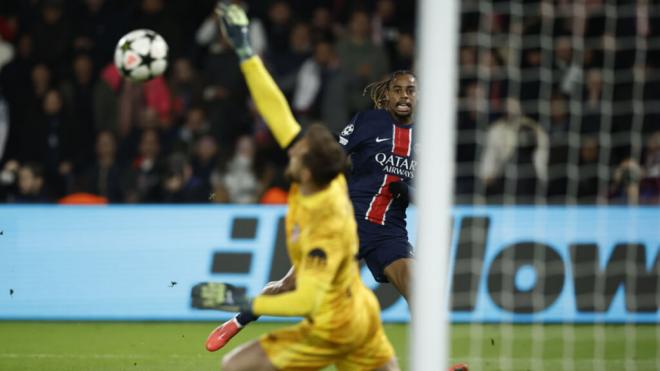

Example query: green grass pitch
[0,322,657,370]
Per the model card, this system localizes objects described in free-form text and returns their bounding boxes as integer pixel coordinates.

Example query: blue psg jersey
[338,109,416,243]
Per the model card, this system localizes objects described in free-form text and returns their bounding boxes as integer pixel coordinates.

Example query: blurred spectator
[93,63,121,135]
[191,134,219,188]
[162,152,209,203]
[584,47,604,70]
[266,22,313,99]
[392,33,415,71]
[71,0,125,68]
[292,40,340,126]
[479,49,507,117]
[586,69,604,107]
[1,34,34,151]
[554,35,584,94]
[391,32,414,72]
[31,0,70,74]
[582,68,603,134]
[479,98,549,203]
[7,162,50,203]
[0,31,13,71]
[520,47,542,103]
[0,92,7,161]
[371,0,398,62]
[336,10,389,115]
[0,8,18,44]
[639,131,660,203]
[209,178,230,204]
[546,94,571,203]
[263,1,293,53]
[255,152,288,203]
[169,57,204,121]
[456,81,487,200]
[609,158,643,205]
[553,36,574,88]
[459,46,478,76]
[174,105,211,155]
[202,34,249,147]
[123,128,163,203]
[61,53,97,169]
[547,93,570,136]
[18,89,77,197]
[21,63,54,131]
[117,83,174,157]
[310,7,337,43]
[213,135,260,204]
[576,136,602,203]
[117,75,173,139]
[84,130,124,203]
[0,159,19,201]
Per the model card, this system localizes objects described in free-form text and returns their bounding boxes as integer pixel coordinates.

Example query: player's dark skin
[385,74,416,125]
[382,73,416,303]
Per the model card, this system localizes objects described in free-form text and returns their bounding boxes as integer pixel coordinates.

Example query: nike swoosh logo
[375,137,390,143]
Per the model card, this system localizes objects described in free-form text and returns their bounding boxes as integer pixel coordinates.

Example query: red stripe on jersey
[391,126,412,156]
[365,174,401,225]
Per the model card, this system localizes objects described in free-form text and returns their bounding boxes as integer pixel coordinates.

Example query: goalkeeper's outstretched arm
[241,58,302,148]
[216,1,301,149]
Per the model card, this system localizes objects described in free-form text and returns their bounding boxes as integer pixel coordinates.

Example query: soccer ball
[114,29,168,82]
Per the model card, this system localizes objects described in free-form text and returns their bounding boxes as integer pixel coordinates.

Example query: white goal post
[412,0,458,370]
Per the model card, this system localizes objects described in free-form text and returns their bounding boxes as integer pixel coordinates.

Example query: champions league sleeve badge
[341,124,354,137]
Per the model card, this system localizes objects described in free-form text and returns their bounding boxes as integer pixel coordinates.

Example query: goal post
[412,0,458,370]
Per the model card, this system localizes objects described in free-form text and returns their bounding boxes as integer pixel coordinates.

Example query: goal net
[441,0,660,369]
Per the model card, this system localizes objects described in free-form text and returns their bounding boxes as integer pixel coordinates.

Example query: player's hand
[388,181,410,205]
[191,282,251,312]
[215,1,254,61]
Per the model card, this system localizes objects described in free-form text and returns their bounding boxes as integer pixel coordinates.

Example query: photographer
[479,97,549,203]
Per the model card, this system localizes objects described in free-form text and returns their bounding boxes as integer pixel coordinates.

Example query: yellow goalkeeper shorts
[259,319,395,370]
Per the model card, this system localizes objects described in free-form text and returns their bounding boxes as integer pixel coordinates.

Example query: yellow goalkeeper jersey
[242,55,385,342]
[258,175,383,340]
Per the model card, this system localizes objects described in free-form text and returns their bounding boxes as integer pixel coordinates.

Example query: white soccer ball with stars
[114,29,168,82]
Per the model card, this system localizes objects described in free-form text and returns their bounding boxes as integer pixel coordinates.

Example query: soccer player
[338,71,417,303]
[193,3,399,370]
[337,35,471,371]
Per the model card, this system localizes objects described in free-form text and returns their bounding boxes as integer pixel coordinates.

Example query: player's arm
[261,266,296,295]
[191,267,297,312]
[216,2,301,149]
[240,57,302,148]
[192,236,339,316]
[337,113,365,153]
[191,273,325,316]
[251,236,341,317]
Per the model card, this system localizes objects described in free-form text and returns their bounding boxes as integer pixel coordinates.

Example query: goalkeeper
[192,2,399,370]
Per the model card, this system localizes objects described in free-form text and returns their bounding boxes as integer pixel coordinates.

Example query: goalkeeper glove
[388,181,410,206]
[215,1,254,61]
[191,282,252,312]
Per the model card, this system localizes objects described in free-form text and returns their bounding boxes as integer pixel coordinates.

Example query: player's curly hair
[362,70,416,109]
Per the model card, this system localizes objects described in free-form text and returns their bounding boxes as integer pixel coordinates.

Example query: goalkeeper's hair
[302,124,350,187]
[363,70,416,109]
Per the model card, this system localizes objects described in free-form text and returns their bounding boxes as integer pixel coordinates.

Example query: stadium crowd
[0,0,657,205]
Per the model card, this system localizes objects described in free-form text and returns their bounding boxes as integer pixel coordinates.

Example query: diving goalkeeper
[191,3,399,370]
